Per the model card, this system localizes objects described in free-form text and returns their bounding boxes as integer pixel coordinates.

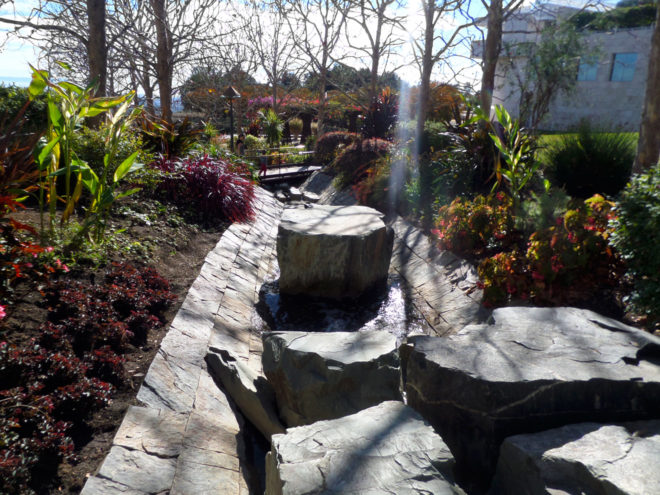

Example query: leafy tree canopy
[304,63,401,94]
[571,2,658,31]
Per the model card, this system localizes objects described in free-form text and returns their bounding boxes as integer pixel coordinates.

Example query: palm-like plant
[259,109,283,148]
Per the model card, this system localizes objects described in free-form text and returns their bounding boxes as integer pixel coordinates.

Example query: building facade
[476,5,654,131]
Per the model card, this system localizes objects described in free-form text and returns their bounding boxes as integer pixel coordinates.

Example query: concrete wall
[492,26,654,131]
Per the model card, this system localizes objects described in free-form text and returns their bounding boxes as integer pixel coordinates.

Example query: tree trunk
[480,0,503,115]
[87,0,106,95]
[151,0,173,122]
[142,60,156,117]
[348,111,358,133]
[317,54,329,136]
[369,7,385,103]
[633,4,660,173]
[300,113,312,144]
[417,0,436,228]
[86,0,106,128]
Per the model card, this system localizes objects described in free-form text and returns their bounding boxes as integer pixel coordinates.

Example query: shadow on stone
[204,357,271,494]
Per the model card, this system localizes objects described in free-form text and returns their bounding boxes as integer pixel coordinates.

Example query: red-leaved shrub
[477,195,623,306]
[43,262,176,352]
[0,341,113,494]
[315,131,360,164]
[151,155,256,223]
[432,193,518,260]
[1,262,176,492]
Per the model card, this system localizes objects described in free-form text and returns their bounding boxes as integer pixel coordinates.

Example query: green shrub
[244,134,266,151]
[0,85,47,135]
[331,138,393,186]
[420,121,452,153]
[259,109,283,147]
[305,134,317,151]
[71,124,150,185]
[398,120,452,154]
[315,131,360,164]
[520,187,571,234]
[543,122,636,198]
[288,117,303,136]
[352,151,412,213]
[139,117,201,159]
[610,164,660,328]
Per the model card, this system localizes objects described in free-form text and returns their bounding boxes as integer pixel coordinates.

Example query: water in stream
[256,270,431,341]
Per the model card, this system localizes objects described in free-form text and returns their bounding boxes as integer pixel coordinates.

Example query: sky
[0,0,39,85]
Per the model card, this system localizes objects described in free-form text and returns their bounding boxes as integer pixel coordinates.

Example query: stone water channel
[82,173,660,495]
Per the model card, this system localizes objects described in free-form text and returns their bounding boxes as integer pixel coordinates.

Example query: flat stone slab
[95,446,177,494]
[402,306,660,486]
[277,204,393,299]
[262,330,402,427]
[265,401,464,495]
[492,421,660,495]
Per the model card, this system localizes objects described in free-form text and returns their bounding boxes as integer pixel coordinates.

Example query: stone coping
[81,188,283,494]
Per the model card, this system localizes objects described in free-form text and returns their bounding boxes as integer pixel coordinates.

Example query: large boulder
[265,401,464,495]
[402,307,660,488]
[492,420,660,495]
[277,204,393,299]
[205,347,285,440]
[262,330,402,427]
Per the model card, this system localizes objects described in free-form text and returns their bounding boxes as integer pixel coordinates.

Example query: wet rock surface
[492,421,660,495]
[262,330,402,427]
[402,306,660,487]
[277,204,393,299]
[265,401,464,495]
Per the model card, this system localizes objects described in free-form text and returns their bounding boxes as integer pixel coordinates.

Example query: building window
[577,58,598,81]
[610,53,638,82]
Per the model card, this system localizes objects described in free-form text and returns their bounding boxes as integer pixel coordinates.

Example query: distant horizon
[0,75,31,87]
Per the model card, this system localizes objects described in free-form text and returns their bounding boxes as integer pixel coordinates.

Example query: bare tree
[412,0,473,141]
[3,0,239,122]
[282,0,349,134]
[340,0,407,102]
[236,0,307,114]
[410,0,473,225]
[149,0,172,120]
[633,1,660,172]
[0,0,107,95]
[478,0,525,114]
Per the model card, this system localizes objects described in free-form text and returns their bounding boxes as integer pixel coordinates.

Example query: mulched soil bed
[1,199,226,494]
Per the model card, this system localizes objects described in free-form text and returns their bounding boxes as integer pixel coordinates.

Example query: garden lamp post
[223,85,241,152]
